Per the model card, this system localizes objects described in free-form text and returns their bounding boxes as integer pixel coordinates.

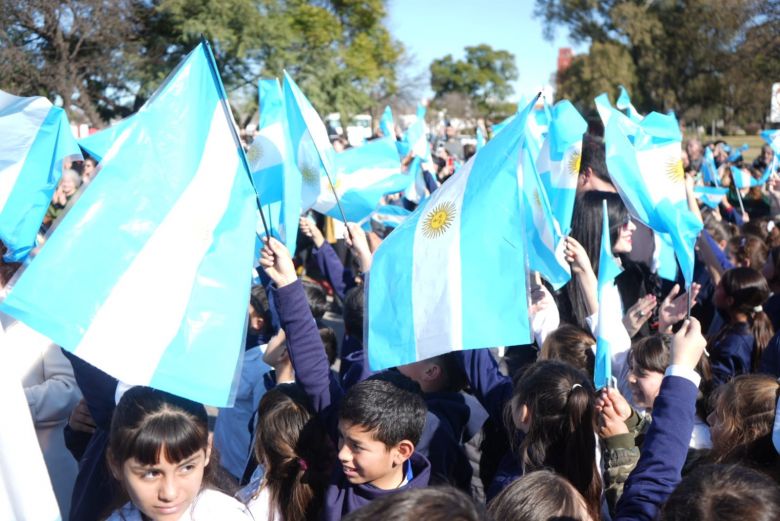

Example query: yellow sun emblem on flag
[533,189,542,209]
[422,201,456,239]
[300,163,320,186]
[246,142,263,166]
[568,150,582,176]
[666,156,685,184]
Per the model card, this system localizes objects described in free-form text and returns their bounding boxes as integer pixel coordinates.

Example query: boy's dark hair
[662,464,780,521]
[343,286,364,340]
[579,133,611,185]
[339,379,426,447]
[301,279,328,320]
[427,352,468,393]
[463,143,476,161]
[250,284,273,335]
[318,326,338,366]
[342,486,487,521]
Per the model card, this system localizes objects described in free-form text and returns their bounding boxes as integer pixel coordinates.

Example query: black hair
[339,379,426,447]
[567,191,629,328]
[319,326,338,366]
[343,286,364,340]
[662,464,780,521]
[342,486,487,521]
[301,279,328,320]
[249,284,273,336]
[579,133,610,185]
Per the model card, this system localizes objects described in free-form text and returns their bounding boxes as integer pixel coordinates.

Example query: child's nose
[158,475,179,502]
[337,444,352,463]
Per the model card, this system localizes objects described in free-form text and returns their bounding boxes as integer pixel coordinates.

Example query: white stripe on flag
[411,161,471,360]
[0,97,52,210]
[74,105,239,383]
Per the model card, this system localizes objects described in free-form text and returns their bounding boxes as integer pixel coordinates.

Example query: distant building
[557,48,573,74]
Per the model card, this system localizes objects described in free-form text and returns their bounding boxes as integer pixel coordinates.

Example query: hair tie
[570,383,583,393]
[754,305,763,313]
[298,458,308,472]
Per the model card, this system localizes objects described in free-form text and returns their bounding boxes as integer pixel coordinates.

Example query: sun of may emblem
[568,150,582,176]
[300,162,320,186]
[422,201,456,238]
[666,156,685,183]
[246,142,263,167]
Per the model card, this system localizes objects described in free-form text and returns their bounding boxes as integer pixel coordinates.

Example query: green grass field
[691,134,765,162]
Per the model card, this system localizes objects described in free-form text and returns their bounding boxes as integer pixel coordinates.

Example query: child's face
[119,448,210,521]
[337,420,407,490]
[627,368,664,409]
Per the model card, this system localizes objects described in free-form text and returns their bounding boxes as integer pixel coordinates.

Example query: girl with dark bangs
[105,386,251,521]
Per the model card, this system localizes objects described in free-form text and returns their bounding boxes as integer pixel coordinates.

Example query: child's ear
[393,440,414,464]
[205,433,213,467]
[425,363,440,381]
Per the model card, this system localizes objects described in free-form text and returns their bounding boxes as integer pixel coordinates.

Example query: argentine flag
[694,186,729,209]
[701,147,720,186]
[379,105,395,139]
[366,99,534,370]
[536,100,587,234]
[594,199,624,390]
[316,137,407,222]
[248,78,300,254]
[282,71,337,212]
[616,85,643,122]
[761,129,780,155]
[78,115,136,162]
[602,107,702,287]
[402,105,431,204]
[0,42,258,407]
[0,90,82,262]
[520,132,570,290]
[595,94,639,143]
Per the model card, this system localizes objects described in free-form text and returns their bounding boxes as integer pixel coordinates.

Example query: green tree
[536,0,780,129]
[429,44,518,119]
[0,0,403,126]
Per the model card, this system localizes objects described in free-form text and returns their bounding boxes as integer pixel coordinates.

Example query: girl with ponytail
[710,267,774,386]
[245,383,333,521]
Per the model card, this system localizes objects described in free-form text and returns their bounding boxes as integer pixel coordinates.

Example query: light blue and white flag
[524,101,551,159]
[520,139,570,290]
[367,99,535,370]
[594,199,624,390]
[247,78,300,254]
[653,232,678,282]
[595,93,639,143]
[694,185,729,209]
[379,105,395,139]
[491,113,514,138]
[701,146,720,186]
[616,85,643,122]
[602,108,703,287]
[0,42,258,407]
[476,127,485,150]
[727,144,748,163]
[730,165,771,188]
[402,105,431,204]
[370,204,412,229]
[761,129,780,155]
[78,115,136,162]
[317,137,407,222]
[282,71,337,212]
[0,90,82,262]
[536,100,587,234]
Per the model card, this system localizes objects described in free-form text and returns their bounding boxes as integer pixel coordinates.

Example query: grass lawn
[690,134,765,162]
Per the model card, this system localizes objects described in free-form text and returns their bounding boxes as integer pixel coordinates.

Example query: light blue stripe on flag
[78,115,136,162]
[594,199,623,390]
[701,147,720,186]
[380,105,394,139]
[694,186,729,209]
[367,97,534,370]
[0,91,82,262]
[0,42,257,407]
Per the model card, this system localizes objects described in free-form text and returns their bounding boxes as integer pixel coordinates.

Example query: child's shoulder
[191,488,253,520]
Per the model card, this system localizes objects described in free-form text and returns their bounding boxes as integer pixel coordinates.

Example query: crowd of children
[3,127,780,521]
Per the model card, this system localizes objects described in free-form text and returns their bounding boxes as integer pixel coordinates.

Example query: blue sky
[386,0,585,102]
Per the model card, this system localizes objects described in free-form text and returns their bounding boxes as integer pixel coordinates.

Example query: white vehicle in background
[325,113,373,147]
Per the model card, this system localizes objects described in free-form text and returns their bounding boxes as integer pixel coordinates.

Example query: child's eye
[180,464,196,473]
[142,470,160,479]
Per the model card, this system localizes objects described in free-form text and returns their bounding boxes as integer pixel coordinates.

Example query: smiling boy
[260,238,431,520]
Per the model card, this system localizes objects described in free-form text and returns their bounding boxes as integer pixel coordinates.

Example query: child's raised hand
[299,216,325,248]
[622,294,657,337]
[658,283,701,333]
[671,317,706,370]
[564,236,594,278]
[260,237,297,288]
[596,387,632,421]
[597,392,630,438]
[345,222,372,272]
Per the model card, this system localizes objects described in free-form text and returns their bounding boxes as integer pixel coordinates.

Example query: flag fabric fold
[701,147,720,186]
[0,41,258,407]
[616,85,643,122]
[77,115,136,162]
[367,99,535,370]
[0,90,82,262]
[593,199,624,390]
[601,105,702,287]
[536,100,587,234]
[247,78,300,254]
[694,185,729,209]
